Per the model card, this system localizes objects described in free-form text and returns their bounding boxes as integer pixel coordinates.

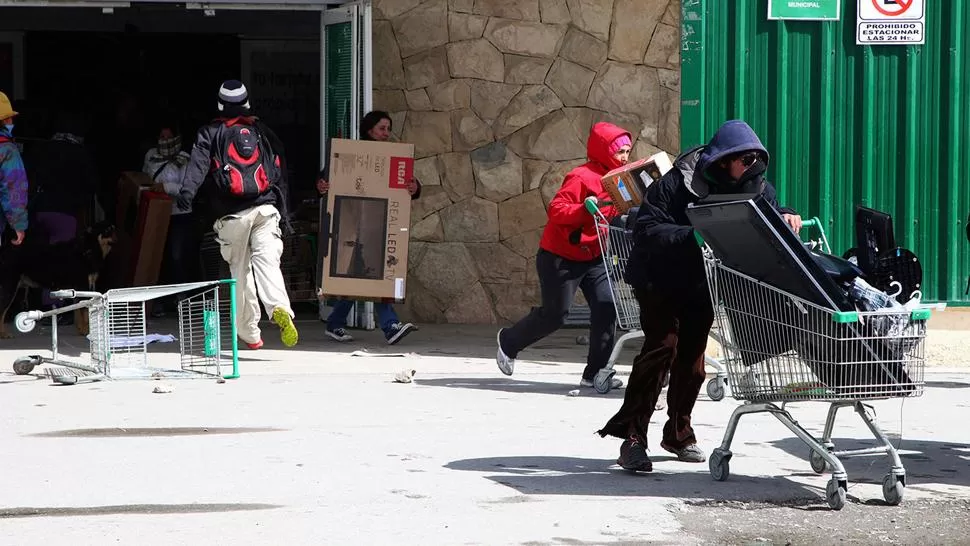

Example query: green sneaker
[272,307,299,347]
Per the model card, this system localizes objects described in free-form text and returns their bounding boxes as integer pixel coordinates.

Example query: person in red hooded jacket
[495,122,632,390]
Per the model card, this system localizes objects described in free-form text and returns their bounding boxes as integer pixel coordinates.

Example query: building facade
[371,0,683,324]
[0,0,684,324]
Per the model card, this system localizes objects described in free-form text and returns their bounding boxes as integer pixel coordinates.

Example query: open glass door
[319,1,374,329]
[321,2,372,148]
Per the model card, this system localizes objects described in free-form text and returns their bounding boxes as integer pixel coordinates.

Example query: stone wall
[372,0,681,324]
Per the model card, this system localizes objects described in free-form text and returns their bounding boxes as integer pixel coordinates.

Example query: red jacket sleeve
[547,171,591,226]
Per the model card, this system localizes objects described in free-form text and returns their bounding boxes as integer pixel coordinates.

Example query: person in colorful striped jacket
[0,91,27,246]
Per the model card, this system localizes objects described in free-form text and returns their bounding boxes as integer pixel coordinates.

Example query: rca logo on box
[389,157,413,190]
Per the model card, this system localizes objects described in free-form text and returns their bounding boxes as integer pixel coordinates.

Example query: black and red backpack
[211,118,282,198]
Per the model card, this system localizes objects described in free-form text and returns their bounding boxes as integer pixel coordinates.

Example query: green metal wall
[325,21,353,141]
[681,0,970,303]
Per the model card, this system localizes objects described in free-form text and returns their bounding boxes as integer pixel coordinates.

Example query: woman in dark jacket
[598,120,801,472]
[496,122,633,389]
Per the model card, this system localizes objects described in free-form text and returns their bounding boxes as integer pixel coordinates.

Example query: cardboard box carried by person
[320,138,414,303]
[115,171,172,287]
[601,152,673,213]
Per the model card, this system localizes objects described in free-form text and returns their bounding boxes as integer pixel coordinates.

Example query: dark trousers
[166,214,202,285]
[501,249,617,380]
[35,212,79,308]
[156,214,202,312]
[598,282,714,449]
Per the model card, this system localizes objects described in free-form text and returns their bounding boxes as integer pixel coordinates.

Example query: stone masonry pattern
[373,0,681,324]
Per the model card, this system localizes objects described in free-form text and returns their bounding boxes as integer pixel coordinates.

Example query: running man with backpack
[176,80,298,350]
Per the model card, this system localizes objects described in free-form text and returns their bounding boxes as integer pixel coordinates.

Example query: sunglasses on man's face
[738,153,759,167]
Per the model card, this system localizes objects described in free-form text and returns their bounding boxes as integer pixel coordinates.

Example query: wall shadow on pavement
[444,455,830,506]
[923,380,970,389]
[0,373,47,385]
[416,377,625,398]
[770,436,970,491]
[0,333,86,358]
[0,318,603,369]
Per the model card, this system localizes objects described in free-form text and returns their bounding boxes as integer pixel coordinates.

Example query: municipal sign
[768,0,841,20]
[857,0,925,45]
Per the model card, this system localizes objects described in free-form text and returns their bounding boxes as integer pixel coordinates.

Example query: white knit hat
[217,80,250,112]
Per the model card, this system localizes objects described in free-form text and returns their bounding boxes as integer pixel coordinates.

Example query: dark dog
[0,223,117,338]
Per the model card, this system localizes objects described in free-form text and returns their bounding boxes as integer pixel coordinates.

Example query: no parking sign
[857,0,926,45]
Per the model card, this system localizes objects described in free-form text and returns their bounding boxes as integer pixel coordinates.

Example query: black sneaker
[326,327,354,342]
[617,439,653,472]
[385,322,415,345]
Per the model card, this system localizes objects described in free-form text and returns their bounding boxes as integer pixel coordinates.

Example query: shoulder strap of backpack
[210,122,232,166]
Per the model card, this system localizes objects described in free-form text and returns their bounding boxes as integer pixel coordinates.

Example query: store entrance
[0,5,328,313]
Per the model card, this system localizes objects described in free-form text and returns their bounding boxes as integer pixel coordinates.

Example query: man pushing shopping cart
[596,120,802,472]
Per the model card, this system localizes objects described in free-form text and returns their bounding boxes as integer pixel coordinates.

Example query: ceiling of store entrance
[130,0,354,4]
[0,5,321,37]
[132,0,354,4]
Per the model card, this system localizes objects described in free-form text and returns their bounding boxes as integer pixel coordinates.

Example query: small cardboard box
[601,152,674,213]
[320,138,414,303]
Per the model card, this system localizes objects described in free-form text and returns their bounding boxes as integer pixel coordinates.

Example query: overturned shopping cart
[584,197,729,396]
[697,216,934,510]
[12,280,239,385]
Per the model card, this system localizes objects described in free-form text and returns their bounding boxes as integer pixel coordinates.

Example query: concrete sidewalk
[0,321,968,545]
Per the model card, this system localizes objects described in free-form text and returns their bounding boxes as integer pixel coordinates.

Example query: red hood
[587,122,632,172]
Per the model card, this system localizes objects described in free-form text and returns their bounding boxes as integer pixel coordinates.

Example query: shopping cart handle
[50,290,101,300]
[693,230,705,247]
[584,197,614,214]
[802,218,820,228]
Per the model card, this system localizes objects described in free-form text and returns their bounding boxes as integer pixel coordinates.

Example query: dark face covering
[709,157,768,195]
[733,158,768,193]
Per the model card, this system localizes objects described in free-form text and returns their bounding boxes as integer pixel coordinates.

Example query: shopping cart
[11,280,239,385]
[700,218,934,510]
[584,197,729,397]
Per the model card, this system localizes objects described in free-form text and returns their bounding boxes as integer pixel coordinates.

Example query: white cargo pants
[213,204,294,344]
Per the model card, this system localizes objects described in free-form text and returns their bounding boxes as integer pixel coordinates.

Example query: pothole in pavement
[28,427,286,438]
[678,498,970,545]
[684,497,828,510]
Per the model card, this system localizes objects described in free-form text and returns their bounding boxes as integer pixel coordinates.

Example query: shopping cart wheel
[826,478,847,511]
[706,378,725,401]
[809,449,828,474]
[709,448,731,482]
[14,312,37,334]
[12,356,39,375]
[882,474,904,506]
[592,368,616,394]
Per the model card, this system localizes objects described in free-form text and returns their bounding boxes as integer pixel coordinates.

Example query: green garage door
[681,1,970,303]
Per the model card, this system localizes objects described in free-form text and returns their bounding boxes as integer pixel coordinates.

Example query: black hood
[686,120,770,198]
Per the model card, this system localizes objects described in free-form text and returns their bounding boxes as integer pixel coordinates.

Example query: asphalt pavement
[1,321,968,545]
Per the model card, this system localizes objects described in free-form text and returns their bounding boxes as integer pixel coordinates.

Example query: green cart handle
[802,217,820,228]
[584,196,615,215]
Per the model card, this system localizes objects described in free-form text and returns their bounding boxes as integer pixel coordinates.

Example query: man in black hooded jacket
[598,120,801,472]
